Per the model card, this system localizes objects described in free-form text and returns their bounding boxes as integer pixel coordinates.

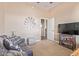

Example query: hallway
[32,40,73,56]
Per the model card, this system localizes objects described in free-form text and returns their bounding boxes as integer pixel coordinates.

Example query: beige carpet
[32,40,73,56]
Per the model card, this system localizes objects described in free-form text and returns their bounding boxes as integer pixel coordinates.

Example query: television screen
[58,22,79,35]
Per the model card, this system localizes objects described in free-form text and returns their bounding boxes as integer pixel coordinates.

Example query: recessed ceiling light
[36,2,40,4]
[49,2,53,4]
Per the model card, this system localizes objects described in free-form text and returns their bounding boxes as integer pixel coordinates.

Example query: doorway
[41,19,47,40]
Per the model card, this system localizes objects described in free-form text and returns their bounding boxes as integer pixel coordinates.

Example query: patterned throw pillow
[3,39,12,50]
[3,39,20,51]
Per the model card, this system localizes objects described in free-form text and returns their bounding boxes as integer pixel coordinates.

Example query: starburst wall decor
[24,17,36,25]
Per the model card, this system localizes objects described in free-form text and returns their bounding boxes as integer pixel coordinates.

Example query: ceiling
[0,2,61,12]
[31,2,61,11]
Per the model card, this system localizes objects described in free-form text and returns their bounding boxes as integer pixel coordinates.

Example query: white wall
[5,15,41,44]
[49,3,79,49]
[4,14,41,44]
[50,3,79,41]
[0,3,55,43]
[0,4,4,35]
[2,3,51,44]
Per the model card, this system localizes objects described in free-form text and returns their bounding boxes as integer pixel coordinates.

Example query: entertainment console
[59,34,76,50]
[58,22,79,50]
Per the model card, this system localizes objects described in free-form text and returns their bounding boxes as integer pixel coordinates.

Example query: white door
[47,17,54,41]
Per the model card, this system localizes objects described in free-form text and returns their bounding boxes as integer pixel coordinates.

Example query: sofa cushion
[3,39,12,50]
[7,50,23,56]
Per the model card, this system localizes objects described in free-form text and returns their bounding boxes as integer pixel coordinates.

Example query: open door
[41,19,47,40]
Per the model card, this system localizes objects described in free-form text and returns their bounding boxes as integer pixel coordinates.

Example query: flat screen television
[58,22,79,35]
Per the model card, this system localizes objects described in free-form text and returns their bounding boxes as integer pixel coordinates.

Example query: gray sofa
[0,35,33,56]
